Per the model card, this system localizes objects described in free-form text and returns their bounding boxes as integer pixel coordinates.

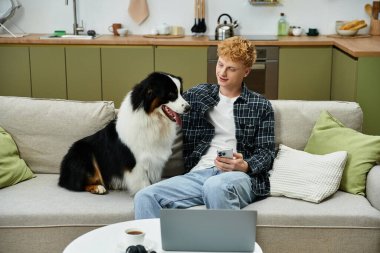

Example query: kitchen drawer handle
[252,63,266,70]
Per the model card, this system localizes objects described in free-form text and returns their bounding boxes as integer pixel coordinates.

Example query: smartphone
[217,148,233,159]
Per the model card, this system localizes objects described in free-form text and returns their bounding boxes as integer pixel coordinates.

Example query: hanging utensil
[365,3,373,17]
[198,0,207,33]
[191,0,198,33]
[197,0,201,31]
[373,1,380,20]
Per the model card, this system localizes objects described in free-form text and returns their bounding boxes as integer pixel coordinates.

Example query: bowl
[292,27,303,36]
[337,29,358,36]
[116,28,128,37]
[335,20,347,33]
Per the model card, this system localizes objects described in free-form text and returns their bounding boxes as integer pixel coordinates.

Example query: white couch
[0,96,379,253]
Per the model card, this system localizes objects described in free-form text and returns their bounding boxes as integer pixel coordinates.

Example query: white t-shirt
[191,92,238,171]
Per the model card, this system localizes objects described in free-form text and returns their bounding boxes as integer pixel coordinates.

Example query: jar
[288,26,295,36]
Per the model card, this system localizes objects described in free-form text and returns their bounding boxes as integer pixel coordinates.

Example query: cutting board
[143,34,185,39]
[327,34,371,39]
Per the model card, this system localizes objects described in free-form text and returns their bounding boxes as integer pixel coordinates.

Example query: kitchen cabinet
[331,48,380,135]
[0,46,31,97]
[66,47,102,101]
[155,46,208,91]
[30,46,67,99]
[278,47,332,100]
[0,45,207,106]
[331,48,357,101]
[101,46,154,108]
[9,46,101,101]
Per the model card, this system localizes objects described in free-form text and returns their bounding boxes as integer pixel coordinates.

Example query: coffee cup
[117,28,128,37]
[157,23,170,35]
[292,27,303,36]
[124,228,145,246]
[307,28,319,36]
[108,23,122,36]
[150,28,158,35]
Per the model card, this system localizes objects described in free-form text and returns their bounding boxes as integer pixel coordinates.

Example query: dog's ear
[131,74,155,111]
[143,88,156,113]
[131,82,144,111]
[131,75,159,114]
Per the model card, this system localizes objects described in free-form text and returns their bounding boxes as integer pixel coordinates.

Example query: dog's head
[131,72,191,125]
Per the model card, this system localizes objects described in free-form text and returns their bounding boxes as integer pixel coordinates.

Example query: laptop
[160,209,257,252]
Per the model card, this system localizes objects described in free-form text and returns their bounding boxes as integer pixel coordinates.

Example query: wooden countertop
[1,34,380,57]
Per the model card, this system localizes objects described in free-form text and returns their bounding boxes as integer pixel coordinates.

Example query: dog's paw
[95,185,107,194]
[85,185,107,194]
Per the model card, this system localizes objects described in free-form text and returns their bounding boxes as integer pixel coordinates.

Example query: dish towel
[128,0,149,25]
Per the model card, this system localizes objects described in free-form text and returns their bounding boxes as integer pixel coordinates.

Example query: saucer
[115,238,158,253]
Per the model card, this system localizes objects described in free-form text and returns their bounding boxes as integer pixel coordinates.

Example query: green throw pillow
[304,111,380,195]
[0,126,35,188]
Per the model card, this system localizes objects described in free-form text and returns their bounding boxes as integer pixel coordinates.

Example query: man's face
[216,56,251,89]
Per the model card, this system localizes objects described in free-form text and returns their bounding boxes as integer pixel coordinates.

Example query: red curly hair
[217,36,257,68]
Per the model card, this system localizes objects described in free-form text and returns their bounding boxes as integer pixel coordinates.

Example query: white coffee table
[63,218,263,253]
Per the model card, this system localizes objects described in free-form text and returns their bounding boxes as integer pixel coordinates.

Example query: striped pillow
[269,144,347,203]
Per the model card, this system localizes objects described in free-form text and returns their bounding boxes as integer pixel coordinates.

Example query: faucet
[65,0,84,35]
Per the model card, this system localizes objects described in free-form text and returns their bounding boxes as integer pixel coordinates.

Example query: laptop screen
[160,209,257,252]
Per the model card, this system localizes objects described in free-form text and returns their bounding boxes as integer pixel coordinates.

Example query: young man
[134,36,275,219]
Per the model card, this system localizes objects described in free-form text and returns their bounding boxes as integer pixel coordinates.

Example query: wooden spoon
[365,3,372,17]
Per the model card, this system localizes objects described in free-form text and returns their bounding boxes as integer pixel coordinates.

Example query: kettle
[215,13,238,40]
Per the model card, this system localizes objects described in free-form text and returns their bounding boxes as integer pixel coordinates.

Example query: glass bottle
[278,13,289,36]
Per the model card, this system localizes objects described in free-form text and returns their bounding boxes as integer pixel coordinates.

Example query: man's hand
[215,152,249,173]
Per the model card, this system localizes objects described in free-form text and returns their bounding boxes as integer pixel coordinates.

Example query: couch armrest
[366,165,380,211]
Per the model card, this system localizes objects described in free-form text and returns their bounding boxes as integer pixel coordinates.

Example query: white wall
[2,0,370,36]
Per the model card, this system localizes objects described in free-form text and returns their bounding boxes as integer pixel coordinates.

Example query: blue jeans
[134,167,256,219]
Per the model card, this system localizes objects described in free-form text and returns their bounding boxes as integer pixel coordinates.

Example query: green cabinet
[278,47,332,100]
[0,45,207,107]
[30,46,67,99]
[66,47,102,101]
[0,46,31,97]
[6,46,101,101]
[101,46,154,108]
[331,48,380,135]
[155,46,208,91]
[331,48,357,101]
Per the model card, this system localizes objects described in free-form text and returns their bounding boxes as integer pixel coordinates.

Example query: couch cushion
[0,96,116,174]
[191,191,380,228]
[0,126,35,188]
[270,100,362,150]
[246,191,380,228]
[304,111,380,195]
[270,144,347,203]
[0,174,134,227]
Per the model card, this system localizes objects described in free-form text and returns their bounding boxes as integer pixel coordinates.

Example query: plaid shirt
[182,83,275,196]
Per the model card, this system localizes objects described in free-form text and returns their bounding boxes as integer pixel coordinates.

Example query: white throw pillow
[269,144,348,203]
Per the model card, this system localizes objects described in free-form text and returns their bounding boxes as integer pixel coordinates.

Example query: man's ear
[244,67,252,78]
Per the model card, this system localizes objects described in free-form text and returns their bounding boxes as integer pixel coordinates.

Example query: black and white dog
[58,72,190,195]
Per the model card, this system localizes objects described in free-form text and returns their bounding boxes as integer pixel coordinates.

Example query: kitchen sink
[39,34,102,40]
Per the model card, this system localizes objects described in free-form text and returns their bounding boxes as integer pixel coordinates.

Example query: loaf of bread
[339,20,366,30]
[350,22,367,30]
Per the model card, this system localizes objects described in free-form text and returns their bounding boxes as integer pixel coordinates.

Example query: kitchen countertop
[1,34,380,57]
